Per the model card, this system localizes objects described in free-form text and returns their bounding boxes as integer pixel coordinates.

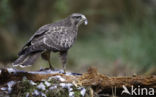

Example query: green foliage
[0,0,12,26]
[54,0,69,14]
[53,0,69,20]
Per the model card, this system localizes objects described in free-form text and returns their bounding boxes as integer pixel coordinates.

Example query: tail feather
[12,54,27,66]
[21,53,40,66]
[12,52,40,67]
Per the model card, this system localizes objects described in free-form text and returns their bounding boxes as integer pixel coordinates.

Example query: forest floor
[0,67,155,97]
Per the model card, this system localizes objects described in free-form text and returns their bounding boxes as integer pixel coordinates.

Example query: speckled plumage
[13,13,88,72]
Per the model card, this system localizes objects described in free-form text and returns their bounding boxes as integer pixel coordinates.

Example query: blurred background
[0,0,156,76]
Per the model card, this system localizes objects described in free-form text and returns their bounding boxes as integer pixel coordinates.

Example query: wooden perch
[78,67,156,88]
[1,67,155,87]
[0,67,155,96]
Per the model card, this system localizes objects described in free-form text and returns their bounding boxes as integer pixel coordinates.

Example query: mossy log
[0,67,155,97]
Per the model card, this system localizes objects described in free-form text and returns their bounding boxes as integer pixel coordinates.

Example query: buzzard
[12,13,88,73]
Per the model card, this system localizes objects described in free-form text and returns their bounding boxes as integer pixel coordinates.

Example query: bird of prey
[12,13,88,73]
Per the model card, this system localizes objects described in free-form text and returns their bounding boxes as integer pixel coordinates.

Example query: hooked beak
[84,19,88,25]
[81,15,88,25]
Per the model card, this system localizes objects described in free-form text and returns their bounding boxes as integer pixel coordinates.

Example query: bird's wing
[25,24,50,47]
[18,24,50,55]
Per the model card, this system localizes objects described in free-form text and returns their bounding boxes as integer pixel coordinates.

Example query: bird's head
[69,13,88,27]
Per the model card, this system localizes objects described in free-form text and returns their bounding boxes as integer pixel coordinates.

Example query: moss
[72,86,81,97]
[47,87,69,97]
[48,77,61,85]
[9,77,89,97]
[74,90,81,97]
[11,79,36,97]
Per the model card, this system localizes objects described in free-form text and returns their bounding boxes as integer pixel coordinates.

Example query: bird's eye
[73,16,81,19]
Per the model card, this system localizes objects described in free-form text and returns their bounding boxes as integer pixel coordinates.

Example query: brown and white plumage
[12,13,88,72]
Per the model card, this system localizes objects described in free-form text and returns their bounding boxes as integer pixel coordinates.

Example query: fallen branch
[0,67,155,97]
[79,67,156,88]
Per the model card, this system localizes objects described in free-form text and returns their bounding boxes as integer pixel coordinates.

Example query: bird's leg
[41,51,55,70]
[60,51,67,73]
[48,55,55,70]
